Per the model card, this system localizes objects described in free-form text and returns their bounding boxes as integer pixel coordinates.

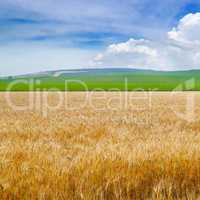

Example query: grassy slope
[0,70,200,91]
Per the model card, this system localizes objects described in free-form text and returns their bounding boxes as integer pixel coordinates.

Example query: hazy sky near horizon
[1,0,200,75]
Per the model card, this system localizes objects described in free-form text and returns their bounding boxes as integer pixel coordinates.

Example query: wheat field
[0,92,200,200]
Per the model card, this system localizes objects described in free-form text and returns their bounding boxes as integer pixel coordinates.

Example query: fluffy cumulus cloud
[107,39,158,57]
[168,13,200,47]
[92,13,200,70]
[92,39,160,69]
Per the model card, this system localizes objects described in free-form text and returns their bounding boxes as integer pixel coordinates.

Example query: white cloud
[107,39,158,57]
[94,53,104,61]
[168,13,200,48]
[91,38,160,70]
[92,13,200,71]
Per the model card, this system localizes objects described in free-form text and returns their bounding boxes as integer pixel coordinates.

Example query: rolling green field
[1,69,200,91]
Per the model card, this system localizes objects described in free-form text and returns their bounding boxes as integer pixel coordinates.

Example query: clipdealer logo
[170,78,197,123]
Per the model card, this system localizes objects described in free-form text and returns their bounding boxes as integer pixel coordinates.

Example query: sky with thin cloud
[1,0,200,75]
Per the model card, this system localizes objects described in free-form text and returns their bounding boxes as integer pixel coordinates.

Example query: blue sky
[1,0,200,75]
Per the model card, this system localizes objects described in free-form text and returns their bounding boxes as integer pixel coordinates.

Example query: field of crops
[0,92,200,199]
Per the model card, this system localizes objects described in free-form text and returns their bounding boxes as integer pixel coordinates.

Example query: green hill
[1,68,200,91]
